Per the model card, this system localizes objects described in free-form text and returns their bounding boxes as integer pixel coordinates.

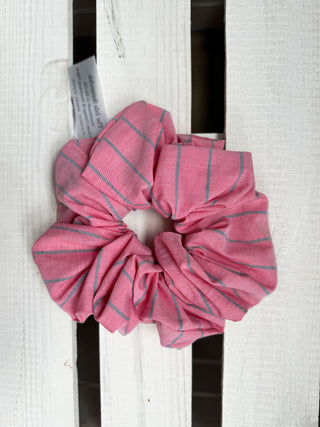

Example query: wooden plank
[223,2,320,426]
[97,1,191,426]
[0,1,78,426]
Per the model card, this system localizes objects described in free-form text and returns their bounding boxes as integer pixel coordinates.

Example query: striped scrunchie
[32,101,277,349]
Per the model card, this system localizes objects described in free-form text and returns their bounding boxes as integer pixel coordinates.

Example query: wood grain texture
[97,1,191,426]
[223,2,320,426]
[0,2,78,426]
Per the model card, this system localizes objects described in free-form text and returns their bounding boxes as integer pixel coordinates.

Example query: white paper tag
[68,56,108,139]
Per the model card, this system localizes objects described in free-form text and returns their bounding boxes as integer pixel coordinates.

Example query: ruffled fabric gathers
[32,100,277,349]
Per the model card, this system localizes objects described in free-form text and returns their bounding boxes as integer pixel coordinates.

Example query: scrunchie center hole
[123,208,174,251]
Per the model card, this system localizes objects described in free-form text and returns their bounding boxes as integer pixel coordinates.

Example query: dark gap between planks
[73,2,100,427]
[191,1,225,426]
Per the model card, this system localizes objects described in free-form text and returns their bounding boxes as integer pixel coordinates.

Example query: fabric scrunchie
[32,100,277,349]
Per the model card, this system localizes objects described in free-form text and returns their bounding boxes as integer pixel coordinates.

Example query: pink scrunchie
[32,100,277,349]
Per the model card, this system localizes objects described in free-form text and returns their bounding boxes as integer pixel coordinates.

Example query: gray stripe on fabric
[122,269,134,285]
[186,134,193,143]
[221,264,270,295]
[60,271,89,308]
[219,265,247,276]
[114,257,128,266]
[33,248,99,255]
[213,286,247,313]
[187,245,277,270]
[187,302,216,317]
[229,152,244,193]
[209,228,271,244]
[99,191,122,221]
[205,148,213,203]
[155,126,164,149]
[232,260,277,270]
[205,271,246,309]
[211,197,221,207]
[87,162,149,207]
[211,152,244,206]
[186,252,194,274]
[108,301,130,321]
[172,145,181,219]
[151,191,170,217]
[168,330,184,347]
[168,276,175,286]
[166,275,223,319]
[93,250,103,296]
[148,288,158,318]
[190,314,204,338]
[197,288,214,315]
[102,137,152,187]
[119,116,155,148]
[138,260,155,266]
[93,296,103,311]
[232,288,241,299]
[205,271,255,313]
[134,274,148,307]
[211,140,215,149]
[169,290,183,330]
[160,109,166,123]
[56,183,84,205]
[59,151,84,172]
[52,225,111,241]
[75,139,80,147]
[183,297,222,319]
[214,210,268,224]
[45,274,77,284]
[205,271,227,287]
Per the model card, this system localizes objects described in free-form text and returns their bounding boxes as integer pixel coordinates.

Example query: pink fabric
[32,100,277,349]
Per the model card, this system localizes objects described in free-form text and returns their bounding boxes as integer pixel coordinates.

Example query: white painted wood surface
[0,2,78,426]
[97,1,192,426]
[223,2,320,426]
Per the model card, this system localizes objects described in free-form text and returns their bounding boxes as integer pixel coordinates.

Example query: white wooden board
[223,2,320,426]
[0,1,78,426]
[97,1,192,426]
